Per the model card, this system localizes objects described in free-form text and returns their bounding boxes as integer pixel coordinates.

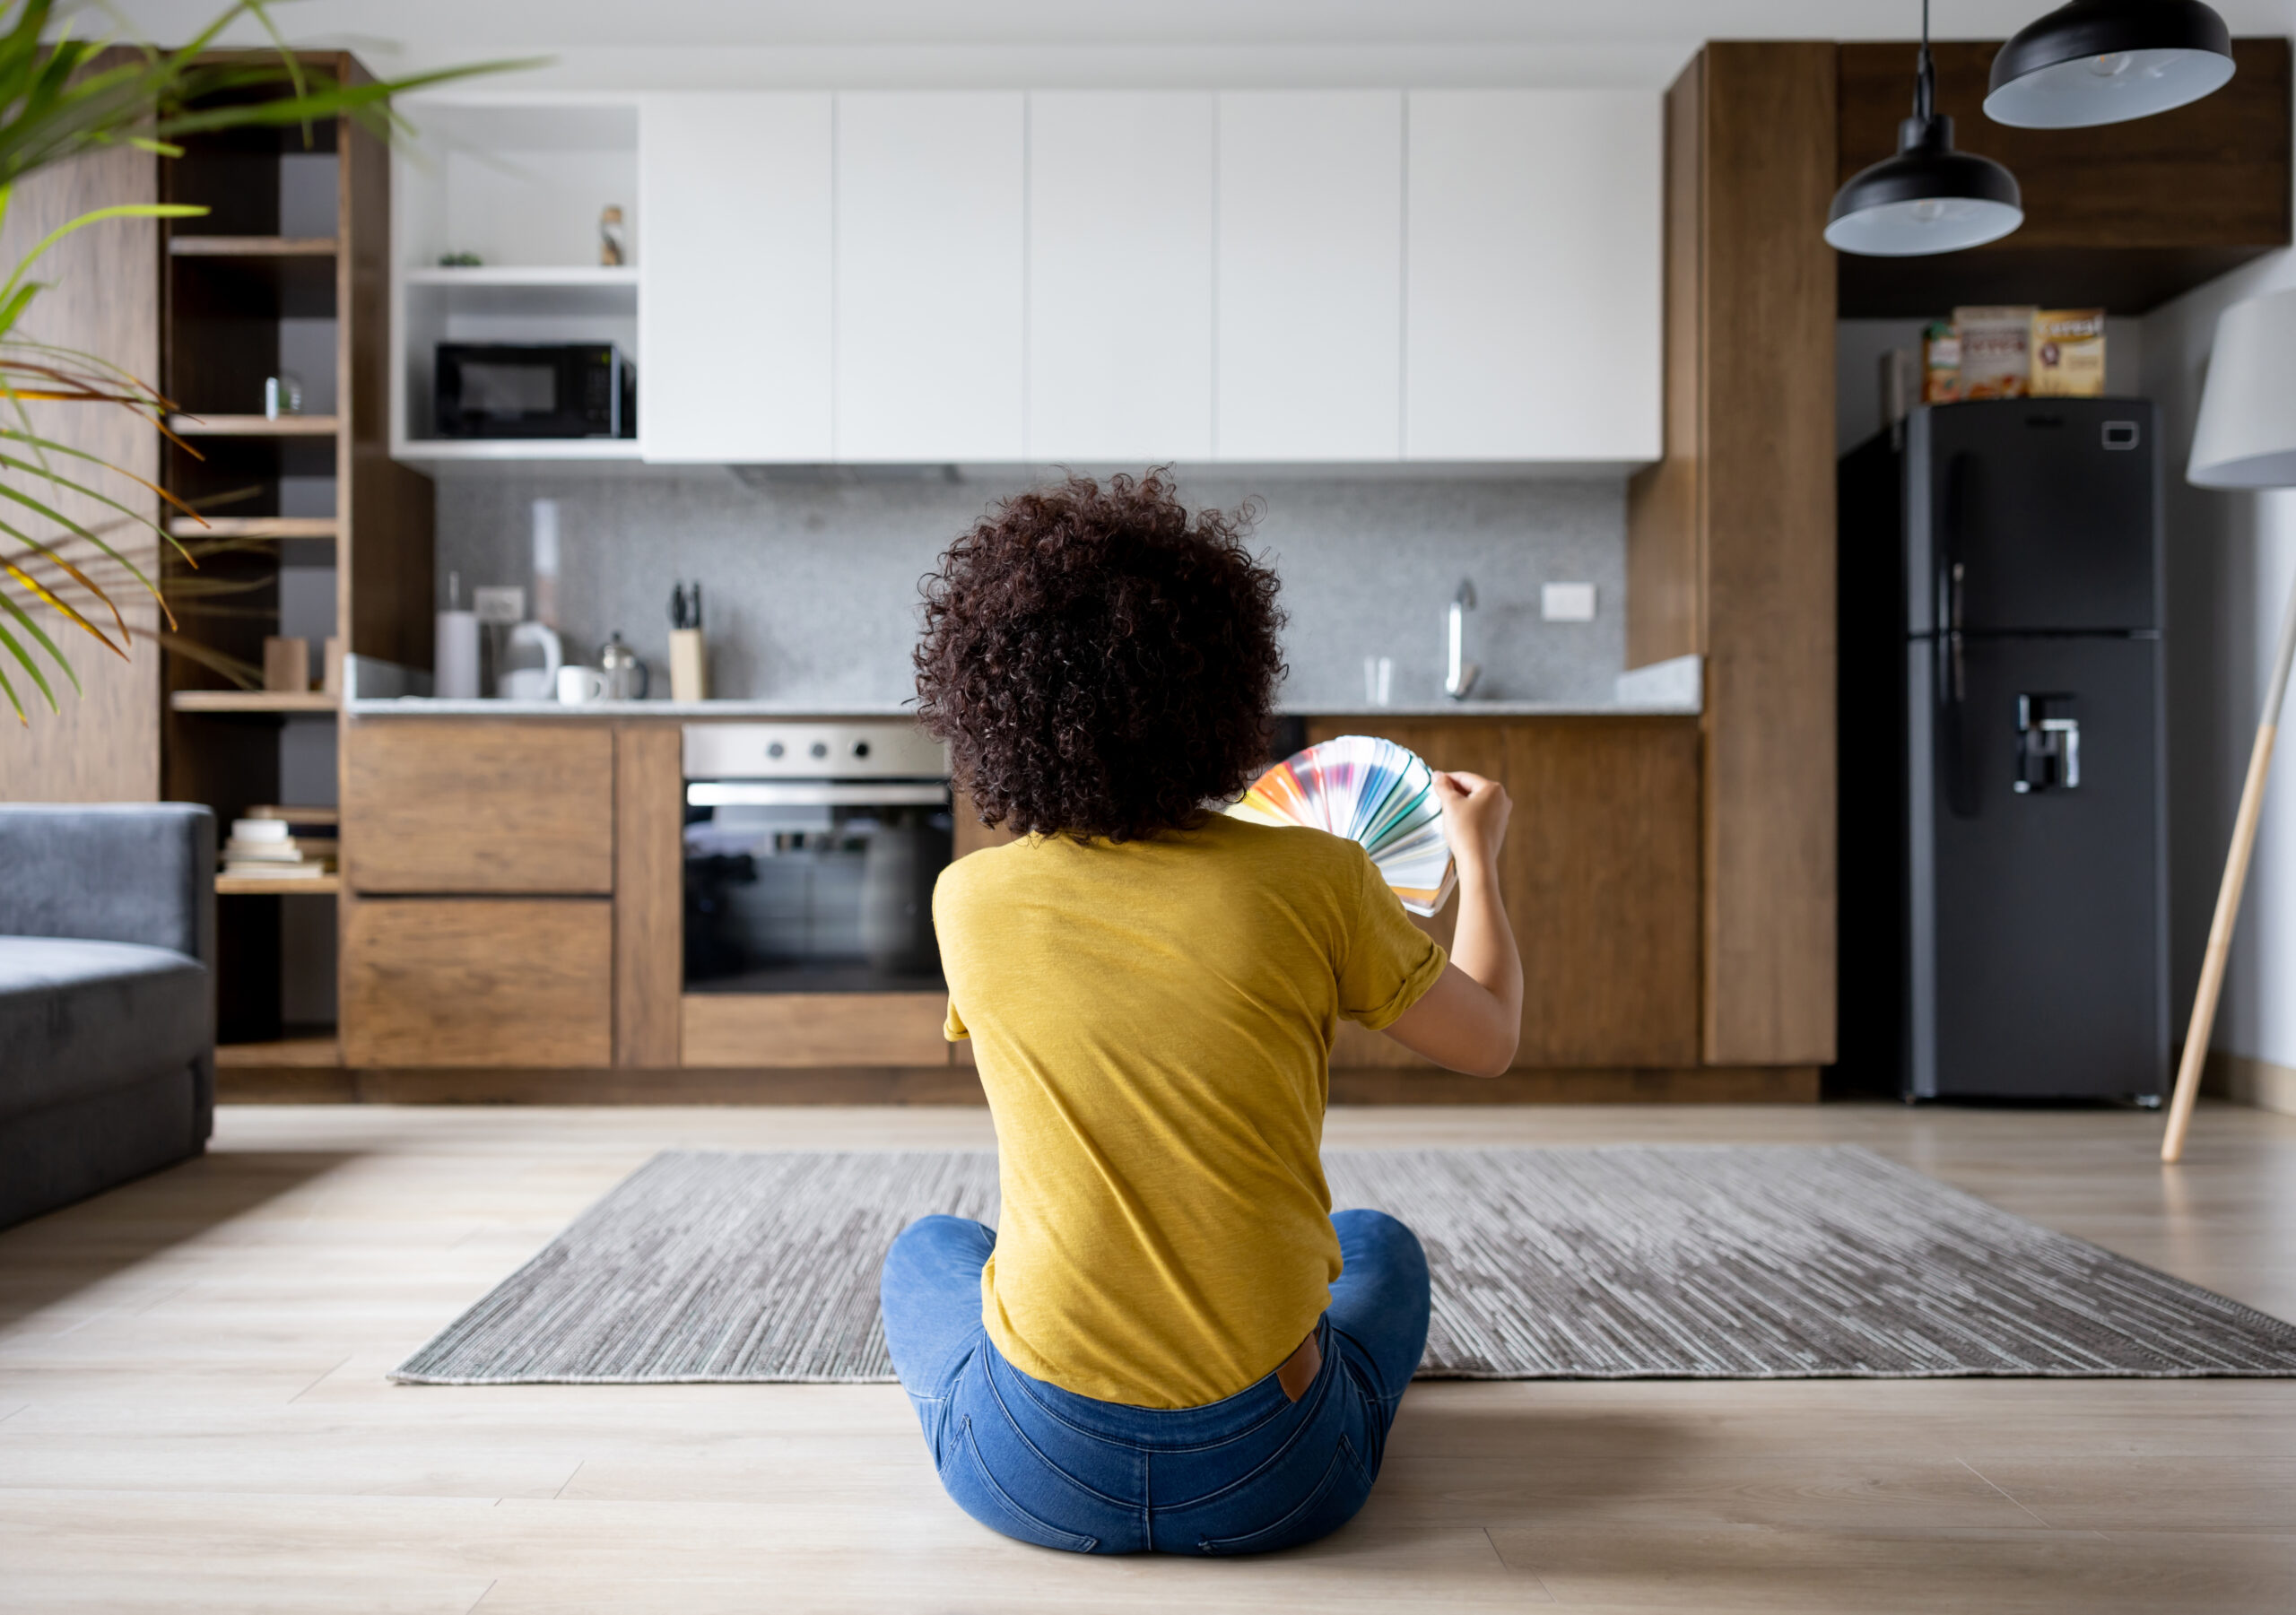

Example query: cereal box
[2031,308,2106,396]
[1953,306,2035,400]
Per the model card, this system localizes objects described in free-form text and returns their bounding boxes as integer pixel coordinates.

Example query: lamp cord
[1915,0,1935,122]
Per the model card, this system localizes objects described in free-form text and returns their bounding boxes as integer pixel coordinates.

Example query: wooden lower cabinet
[1309,716,1700,1070]
[343,898,613,1067]
[682,993,952,1067]
[344,720,615,894]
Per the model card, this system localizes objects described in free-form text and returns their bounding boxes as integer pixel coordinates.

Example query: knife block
[669,629,708,702]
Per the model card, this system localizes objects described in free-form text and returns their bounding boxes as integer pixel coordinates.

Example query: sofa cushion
[0,935,209,1122]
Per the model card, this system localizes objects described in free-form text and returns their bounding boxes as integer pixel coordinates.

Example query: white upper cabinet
[1027,92,1215,463]
[1404,91,1661,463]
[835,93,1027,461]
[639,93,833,462]
[1215,91,1404,461]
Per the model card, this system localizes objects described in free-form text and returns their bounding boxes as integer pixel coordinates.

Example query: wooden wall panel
[0,138,160,801]
[344,720,614,893]
[1624,56,1705,673]
[340,59,434,673]
[1700,43,1838,1066]
[343,898,613,1066]
[615,724,683,1066]
[1305,716,1700,1072]
[683,992,952,1067]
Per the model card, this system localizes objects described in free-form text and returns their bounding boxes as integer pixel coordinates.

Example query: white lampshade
[2189,287,2296,490]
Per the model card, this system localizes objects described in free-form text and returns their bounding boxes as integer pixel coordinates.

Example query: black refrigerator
[1838,398,2168,1103]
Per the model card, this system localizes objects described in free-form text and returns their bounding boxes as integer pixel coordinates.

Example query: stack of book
[221,806,339,881]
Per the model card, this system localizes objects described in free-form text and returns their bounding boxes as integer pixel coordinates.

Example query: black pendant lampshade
[1986,0,2235,128]
[1827,12,2024,258]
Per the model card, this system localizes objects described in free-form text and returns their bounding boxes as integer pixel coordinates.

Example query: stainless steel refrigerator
[1838,399,2168,1102]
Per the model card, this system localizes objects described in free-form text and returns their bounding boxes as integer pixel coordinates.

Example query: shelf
[404,265,636,287]
[396,438,646,464]
[171,690,338,715]
[171,235,337,257]
[168,414,339,438]
[216,873,340,896]
[216,1034,341,1069]
[167,517,337,540]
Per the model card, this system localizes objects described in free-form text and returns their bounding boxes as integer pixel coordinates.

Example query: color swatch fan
[1228,735,1457,916]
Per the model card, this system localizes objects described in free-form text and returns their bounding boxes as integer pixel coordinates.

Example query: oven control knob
[852,740,872,760]
[767,742,785,760]
[810,741,829,760]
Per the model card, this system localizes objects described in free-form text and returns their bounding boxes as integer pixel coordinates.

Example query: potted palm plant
[0,0,520,720]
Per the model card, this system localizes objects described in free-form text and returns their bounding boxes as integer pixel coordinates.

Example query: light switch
[1542,582,1596,622]
[472,586,525,625]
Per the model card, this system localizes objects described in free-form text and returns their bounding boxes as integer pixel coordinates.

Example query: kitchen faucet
[1445,578,1481,700]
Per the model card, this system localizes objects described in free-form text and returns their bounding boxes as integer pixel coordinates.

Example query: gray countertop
[347,696,1698,719]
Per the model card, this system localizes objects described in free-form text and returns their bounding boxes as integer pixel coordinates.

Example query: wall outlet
[472,585,525,625]
[1542,581,1597,622]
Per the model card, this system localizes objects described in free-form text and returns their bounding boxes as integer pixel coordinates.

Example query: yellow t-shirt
[935,811,1448,1409]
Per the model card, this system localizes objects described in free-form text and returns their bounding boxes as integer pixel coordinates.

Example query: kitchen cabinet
[1404,90,1661,463]
[1027,92,1214,462]
[1305,715,1700,1070]
[639,92,833,461]
[834,92,1026,460]
[343,898,613,1067]
[1628,46,1839,1069]
[344,720,614,894]
[1215,91,1404,460]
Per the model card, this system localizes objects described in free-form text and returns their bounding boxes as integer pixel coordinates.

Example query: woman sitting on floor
[882,471,1522,1556]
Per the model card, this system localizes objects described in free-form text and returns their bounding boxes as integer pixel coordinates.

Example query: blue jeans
[879,1208,1431,1555]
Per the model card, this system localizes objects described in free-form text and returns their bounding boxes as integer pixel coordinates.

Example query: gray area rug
[390,1146,2296,1385]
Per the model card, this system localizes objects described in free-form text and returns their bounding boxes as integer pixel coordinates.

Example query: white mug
[556,664,606,705]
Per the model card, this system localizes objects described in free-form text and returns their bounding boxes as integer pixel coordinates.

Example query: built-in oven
[682,722,952,994]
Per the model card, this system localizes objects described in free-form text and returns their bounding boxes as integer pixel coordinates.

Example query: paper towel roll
[435,609,481,699]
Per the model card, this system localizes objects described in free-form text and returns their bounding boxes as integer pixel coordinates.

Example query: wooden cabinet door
[1307,716,1699,1069]
[1502,719,1700,1066]
[344,721,613,894]
[639,93,833,462]
[681,993,951,1067]
[1404,91,1661,462]
[344,899,613,1067]
[834,92,1025,460]
[1026,91,1214,461]
[1215,91,1404,460]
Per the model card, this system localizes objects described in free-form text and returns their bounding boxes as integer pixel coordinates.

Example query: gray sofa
[0,804,215,1229]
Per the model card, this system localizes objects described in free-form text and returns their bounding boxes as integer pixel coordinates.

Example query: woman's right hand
[1433,770,1511,877]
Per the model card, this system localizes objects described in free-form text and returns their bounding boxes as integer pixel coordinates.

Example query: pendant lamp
[1827,4,2024,257]
[1987,0,2235,128]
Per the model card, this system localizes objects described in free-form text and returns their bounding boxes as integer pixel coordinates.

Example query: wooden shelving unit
[170,690,337,714]
[166,413,341,436]
[170,234,337,256]
[160,51,436,1047]
[217,873,341,896]
[168,516,338,540]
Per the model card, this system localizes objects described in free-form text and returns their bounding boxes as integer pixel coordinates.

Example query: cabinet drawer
[682,993,951,1067]
[344,721,614,894]
[344,899,613,1067]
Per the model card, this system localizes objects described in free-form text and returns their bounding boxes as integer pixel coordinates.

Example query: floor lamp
[2162,285,2296,1162]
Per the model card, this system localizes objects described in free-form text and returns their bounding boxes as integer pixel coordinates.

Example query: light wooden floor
[3,1100,2293,1613]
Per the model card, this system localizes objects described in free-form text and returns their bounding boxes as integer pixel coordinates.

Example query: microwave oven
[434,343,636,439]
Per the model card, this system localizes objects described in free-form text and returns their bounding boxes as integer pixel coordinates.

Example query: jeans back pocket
[941,1415,1101,1554]
[1194,1435,1371,1557]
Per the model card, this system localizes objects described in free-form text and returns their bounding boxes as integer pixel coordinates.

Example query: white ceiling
[85,1,2296,89]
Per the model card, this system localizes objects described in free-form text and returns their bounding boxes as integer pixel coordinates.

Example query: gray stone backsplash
[434,468,1628,710]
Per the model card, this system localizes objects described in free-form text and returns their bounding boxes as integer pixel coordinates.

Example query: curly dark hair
[915,471,1285,842]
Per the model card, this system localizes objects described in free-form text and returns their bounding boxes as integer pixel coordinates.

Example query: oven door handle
[685,781,951,809]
